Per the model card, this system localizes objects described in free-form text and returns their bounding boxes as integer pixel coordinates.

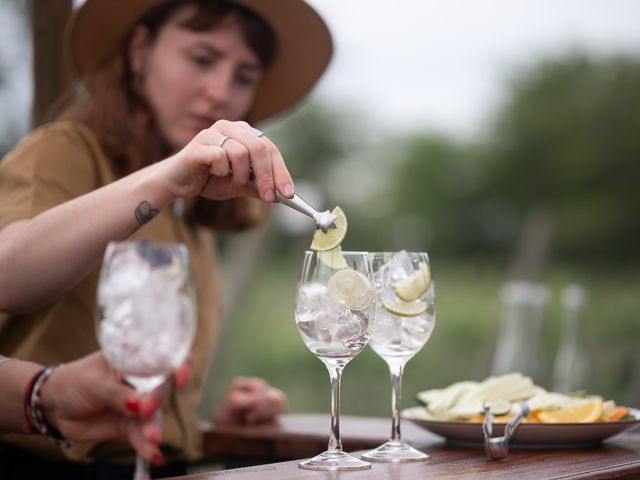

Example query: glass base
[298,450,371,471]
[361,440,430,462]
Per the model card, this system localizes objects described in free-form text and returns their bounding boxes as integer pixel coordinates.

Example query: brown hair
[60,0,276,177]
[59,0,275,228]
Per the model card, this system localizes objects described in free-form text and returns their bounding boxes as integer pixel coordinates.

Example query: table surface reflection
[171,414,640,479]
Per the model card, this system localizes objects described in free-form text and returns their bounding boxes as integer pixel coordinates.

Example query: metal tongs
[275,191,336,232]
[482,401,530,460]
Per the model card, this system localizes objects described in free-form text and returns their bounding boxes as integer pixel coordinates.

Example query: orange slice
[607,406,630,422]
[536,398,603,423]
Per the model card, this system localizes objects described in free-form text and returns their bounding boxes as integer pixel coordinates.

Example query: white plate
[403,406,640,448]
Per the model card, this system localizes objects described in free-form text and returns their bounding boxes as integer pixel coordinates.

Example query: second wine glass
[363,251,436,462]
[295,250,375,470]
[96,240,196,480]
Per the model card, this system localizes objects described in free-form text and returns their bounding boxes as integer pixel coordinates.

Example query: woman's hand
[212,377,287,426]
[162,120,295,203]
[40,352,188,465]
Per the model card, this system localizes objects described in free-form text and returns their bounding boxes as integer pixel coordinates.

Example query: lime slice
[484,399,512,416]
[318,245,349,270]
[310,207,347,252]
[327,268,374,310]
[391,261,431,301]
[382,299,427,317]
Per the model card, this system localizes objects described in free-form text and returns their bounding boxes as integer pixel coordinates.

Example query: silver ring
[219,136,231,147]
[250,127,265,137]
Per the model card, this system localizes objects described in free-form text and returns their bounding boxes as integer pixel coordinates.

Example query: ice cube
[370,306,403,345]
[331,310,368,343]
[375,250,415,302]
[400,315,435,351]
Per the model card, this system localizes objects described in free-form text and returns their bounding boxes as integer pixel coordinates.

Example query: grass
[200,255,640,420]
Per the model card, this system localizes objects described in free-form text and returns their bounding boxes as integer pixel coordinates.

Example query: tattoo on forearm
[134,201,159,228]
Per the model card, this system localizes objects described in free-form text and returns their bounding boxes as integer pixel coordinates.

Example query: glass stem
[133,407,160,480]
[388,359,406,442]
[326,363,344,452]
[133,454,150,480]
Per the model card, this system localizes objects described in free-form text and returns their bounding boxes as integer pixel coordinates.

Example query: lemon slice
[310,207,347,252]
[536,397,603,423]
[382,299,427,317]
[318,245,349,270]
[327,268,374,310]
[392,261,431,301]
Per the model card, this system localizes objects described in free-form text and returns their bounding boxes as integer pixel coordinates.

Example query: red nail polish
[125,397,139,413]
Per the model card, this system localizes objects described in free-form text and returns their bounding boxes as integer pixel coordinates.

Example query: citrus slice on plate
[392,261,431,301]
[382,299,427,317]
[484,399,512,416]
[327,268,374,310]
[318,245,349,270]
[310,206,347,252]
[536,397,603,423]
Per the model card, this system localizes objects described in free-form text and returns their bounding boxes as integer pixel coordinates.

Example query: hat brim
[66,0,333,123]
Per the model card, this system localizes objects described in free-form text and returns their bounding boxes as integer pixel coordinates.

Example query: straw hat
[66,0,333,122]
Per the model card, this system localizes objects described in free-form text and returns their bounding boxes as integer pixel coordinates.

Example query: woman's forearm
[0,161,176,313]
[0,356,42,433]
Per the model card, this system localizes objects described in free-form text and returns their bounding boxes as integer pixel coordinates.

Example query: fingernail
[283,184,295,197]
[263,189,275,203]
[125,396,140,413]
[152,451,165,466]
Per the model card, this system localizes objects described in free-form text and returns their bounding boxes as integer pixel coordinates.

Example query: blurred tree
[385,133,492,255]
[484,52,640,266]
[266,101,364,179]
[375,52,640,267]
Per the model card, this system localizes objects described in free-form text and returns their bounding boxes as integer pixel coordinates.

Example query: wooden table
[176,414,640,479]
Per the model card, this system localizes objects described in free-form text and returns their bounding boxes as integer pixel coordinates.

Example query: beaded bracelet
[24,365,74,448]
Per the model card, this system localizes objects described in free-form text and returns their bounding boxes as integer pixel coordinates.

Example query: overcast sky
[305,0,640,135]
[1,1,640,138]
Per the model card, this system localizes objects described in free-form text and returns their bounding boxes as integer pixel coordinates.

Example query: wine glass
[362,251,436,462]
[295,250,375,470]
[96,240,196,480]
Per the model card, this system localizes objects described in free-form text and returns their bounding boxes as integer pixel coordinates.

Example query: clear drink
[363,251,436,463]
[96,240,196,480]
[294,251,375,471]
[296,283,369,362]
[369,306,435,360]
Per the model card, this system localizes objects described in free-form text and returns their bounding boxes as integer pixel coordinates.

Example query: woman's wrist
[25,364,73,447]
[37,365,63,431]
[127,160,181,228]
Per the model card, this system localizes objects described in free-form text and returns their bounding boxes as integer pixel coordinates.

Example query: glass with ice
[96,240,196,479]
[363,251,436,462]
[295,250,375,470]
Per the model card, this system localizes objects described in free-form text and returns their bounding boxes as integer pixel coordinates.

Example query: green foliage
[484,52,640,264]
[335,51,640,265]
[264,101,366,179]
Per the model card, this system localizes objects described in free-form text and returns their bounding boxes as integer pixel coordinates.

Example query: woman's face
[129,6,264,150]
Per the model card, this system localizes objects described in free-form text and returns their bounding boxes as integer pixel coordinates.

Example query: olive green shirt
[0,122,223,462]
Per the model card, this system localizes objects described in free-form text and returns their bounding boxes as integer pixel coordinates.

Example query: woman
[0,0,332,477]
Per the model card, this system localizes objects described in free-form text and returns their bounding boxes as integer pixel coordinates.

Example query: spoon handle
[274,191,319,219]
